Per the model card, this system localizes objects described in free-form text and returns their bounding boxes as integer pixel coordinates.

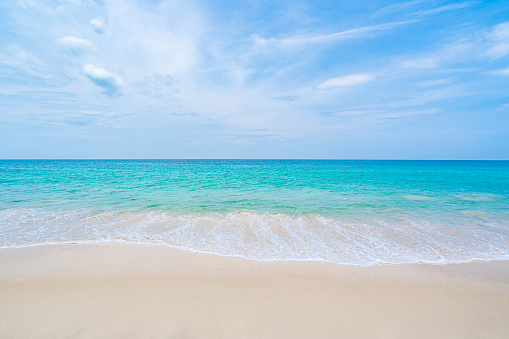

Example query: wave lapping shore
[1,209,509,266]
[1,160,508,266]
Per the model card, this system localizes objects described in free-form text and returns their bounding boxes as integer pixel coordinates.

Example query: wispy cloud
[378,108,439,119]
[400,40,475,69]
[90,17,107,34]
[374,0,428,16]
[0,45,47,75]
[483,22,509,59]
[253,20,417,47]
[373,85,476,109]
[83,64,123,96]
[489,67,509,76]
[497,103,509,110]
[399,21,509,70]
[57,36,93,49]
[333,109,384,116]
[15,0,81,12]
[401,56,441,69]
[413,2,472,15]
[1,0,509,159]
[316,73,375,90]
[271,96,298,101]
[416,78,453,87]
[0,90,122,128]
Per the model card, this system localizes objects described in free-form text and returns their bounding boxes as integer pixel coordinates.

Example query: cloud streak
[374,0,429,16]
[253,20,418,47]
[57,36,93,49]
[484,22,509,59]
[413,2,472,15]
[316,73,375,90]
[489,67,509,76]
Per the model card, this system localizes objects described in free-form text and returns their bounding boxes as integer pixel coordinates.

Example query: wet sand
[1,243,509,338]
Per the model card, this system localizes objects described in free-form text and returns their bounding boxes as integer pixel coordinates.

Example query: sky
[1,0,509,159]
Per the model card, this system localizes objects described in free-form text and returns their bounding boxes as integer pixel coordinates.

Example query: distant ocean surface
[0,160,508,266]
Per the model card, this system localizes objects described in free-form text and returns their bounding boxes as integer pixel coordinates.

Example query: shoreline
[2,240,509,268]
[1,243,509,338]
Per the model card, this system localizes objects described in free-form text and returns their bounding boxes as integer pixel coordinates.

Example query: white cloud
[374,0,428,16]
[333,109,384,116]
[57,36,93,49]
[497,103,509,110]
[378,108,439,118]
[5,0,508,155]
[400,56,440,69]
[16,0,81,12]
[253,20,417,47]
[417,78,453,86]
[83,64,123,96]
[0,44,54,81]
[413,2,472,15]
[316,73,374,90]
[271,96,298,102]
[377,85,474,109]
[98,0,203,79]
[399,21,509,70]
[484,22,509,59]
[489,67,509,76]
[90,17,106,34]
[400,38,476,69]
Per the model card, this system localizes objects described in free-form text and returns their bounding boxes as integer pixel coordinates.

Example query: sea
[0,160,508,266]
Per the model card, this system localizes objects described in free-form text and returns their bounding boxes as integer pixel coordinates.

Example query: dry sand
[1,243,509,338]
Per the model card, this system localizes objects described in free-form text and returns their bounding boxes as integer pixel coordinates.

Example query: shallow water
[0,160,508,266]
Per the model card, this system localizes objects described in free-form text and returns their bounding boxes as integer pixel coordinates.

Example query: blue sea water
[0,160,508,266]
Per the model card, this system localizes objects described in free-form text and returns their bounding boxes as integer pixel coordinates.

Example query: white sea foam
[0,208,508,266]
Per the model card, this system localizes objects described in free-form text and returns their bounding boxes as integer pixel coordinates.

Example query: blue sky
[1,0,508,159]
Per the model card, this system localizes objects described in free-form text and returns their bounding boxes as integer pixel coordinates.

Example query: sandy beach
[0,243,508,338]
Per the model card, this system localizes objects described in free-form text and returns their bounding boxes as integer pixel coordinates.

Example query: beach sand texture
[1,243,508,338]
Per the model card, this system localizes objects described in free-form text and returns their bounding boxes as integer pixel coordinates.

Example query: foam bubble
[0,208,508,266]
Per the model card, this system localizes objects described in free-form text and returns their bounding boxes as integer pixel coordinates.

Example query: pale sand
[1,244,509,338]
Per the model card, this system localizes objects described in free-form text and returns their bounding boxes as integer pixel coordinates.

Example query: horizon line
[1,158,508,161]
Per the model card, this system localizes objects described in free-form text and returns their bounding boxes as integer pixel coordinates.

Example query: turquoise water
[0,160,508,265]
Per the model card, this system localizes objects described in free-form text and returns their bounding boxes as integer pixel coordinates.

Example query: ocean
[0,159,508,266]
